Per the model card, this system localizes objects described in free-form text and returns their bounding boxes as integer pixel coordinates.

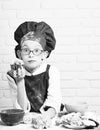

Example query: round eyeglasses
[21,48,44,56]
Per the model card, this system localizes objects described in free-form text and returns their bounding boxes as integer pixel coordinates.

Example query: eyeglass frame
[21,48,44,56]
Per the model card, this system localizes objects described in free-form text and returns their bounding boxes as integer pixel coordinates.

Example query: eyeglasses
[21,48,44,56]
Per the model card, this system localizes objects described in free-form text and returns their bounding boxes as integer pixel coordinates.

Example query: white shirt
[7,63,62,113]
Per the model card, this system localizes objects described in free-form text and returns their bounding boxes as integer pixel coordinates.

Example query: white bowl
[65,102,88,114]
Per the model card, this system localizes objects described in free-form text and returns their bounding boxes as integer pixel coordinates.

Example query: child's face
[19,40,47,70]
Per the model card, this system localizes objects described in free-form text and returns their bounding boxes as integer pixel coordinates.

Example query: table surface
[0,112,100,130]
[0,121,100,130]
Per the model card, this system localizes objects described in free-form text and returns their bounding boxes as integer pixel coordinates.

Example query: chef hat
[14,21,56,58]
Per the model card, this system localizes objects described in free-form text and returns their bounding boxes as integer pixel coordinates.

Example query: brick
[0,46,14,54]
[0,0,12,1]
[57,36,79,45]
[0,63,10,72]
[55,45,89,54]
[0,97,13,107]
[61,79,90,89]
[46,19,81,28]
[80,18,100,28]
[0,56,2,63]
[0,27,12,37]
[90,80,100,88]
[84,97,100,106]
[77,0,100,9]
[61,71,100,80]
[0,27,9,36]
[53,9,93,19]
[0,81,9,89]
[2,55,15,64]
[48,54,76,63]
[94,27,100,36]
[2,0,41,10]
[55,27,93,37]
[3,89,12,98]
[76,88,100,97]
[60,72,77,80]
[62,97,100,106]
[2,73,8,81]
[0,73,2,80]
[0,10,16,19]
[41,0,77,9]
[79,27,93,36]
[0,20,8,30]
[0,37,5,47]
[93,9,100,17]
[0,89,3,97]
[77,72,100,80]
[61,88,77,97]
[90,63,100,71]
[56,63,89,72]
[79,36,100,45]
[77,54,100,63]
[5,36,16,46]
[89,45,100,54]
[8,20,24,29]
[16,9,54,19]
[61,97,88,104]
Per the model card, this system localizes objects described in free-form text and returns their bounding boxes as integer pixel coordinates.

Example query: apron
[24,65,50,113]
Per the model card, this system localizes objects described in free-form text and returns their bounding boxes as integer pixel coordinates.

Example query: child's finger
[17,67,25,78]
[17,68,22,76]
[13,70,17,78]
[20,66,25,77]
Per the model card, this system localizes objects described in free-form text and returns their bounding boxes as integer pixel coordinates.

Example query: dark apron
[24,65,50,113]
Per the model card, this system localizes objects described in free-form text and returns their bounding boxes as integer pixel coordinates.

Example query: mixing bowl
[65,102,88,114]
[0,109,25,125]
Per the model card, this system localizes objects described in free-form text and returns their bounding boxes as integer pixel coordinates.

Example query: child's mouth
[28,60,36,63]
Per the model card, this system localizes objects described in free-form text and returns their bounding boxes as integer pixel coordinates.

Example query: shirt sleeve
[6,74,30,113]
[40,65,62,113]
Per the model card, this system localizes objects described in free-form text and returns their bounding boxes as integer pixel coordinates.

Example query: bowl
[0,109,25,125]
[65,102,88,114]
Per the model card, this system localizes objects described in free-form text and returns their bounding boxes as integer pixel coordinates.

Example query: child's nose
[29,51,34,57]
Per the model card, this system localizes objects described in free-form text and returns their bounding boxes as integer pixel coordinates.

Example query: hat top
[14,21,56,53]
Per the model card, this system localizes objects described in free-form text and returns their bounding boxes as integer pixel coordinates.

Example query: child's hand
[32,115,52,129]
[41,112,52,128]
[8,61,25,82]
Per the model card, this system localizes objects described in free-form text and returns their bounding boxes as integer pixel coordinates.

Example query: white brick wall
[0,0,100,114]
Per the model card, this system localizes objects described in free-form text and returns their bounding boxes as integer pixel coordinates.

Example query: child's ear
[17,50,22,59]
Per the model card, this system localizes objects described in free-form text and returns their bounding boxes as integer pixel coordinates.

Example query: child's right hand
[7,61,25,82]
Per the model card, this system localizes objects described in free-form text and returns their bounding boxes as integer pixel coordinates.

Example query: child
[7,21,62,126]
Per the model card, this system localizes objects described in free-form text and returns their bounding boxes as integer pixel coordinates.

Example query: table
[0,120,100,130]
[0,112,100,130]
[0,121,64,130]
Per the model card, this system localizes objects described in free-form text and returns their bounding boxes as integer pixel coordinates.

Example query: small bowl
[65,102,88,114]
[0,109,25,125]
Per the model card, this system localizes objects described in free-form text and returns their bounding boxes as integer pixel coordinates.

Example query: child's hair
[14,21,56,58]
[21,31,46,50]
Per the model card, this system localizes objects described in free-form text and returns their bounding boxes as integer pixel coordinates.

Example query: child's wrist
[16,78,25,85]
[42,107,56,119]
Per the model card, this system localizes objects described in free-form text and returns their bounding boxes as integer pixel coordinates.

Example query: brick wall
[0,0,100,114]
